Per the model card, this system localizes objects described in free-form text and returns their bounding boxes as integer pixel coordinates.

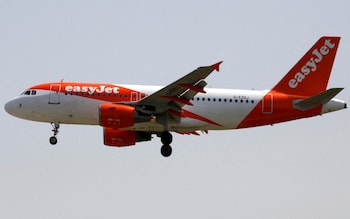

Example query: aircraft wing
[136,61,222,110]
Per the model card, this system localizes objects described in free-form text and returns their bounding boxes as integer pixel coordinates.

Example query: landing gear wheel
[161,145,172,157]
[49,122,60,145]
[161,131,173,145]
[49,136,58,145]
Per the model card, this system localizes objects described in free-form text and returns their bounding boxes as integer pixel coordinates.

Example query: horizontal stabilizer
[294,88,344,111]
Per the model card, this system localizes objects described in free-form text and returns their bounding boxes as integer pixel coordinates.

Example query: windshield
[21,90,37,95]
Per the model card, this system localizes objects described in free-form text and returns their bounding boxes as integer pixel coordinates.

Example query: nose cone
[4,98,21,117]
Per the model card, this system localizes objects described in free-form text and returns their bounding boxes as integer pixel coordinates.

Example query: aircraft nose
[4,99,21,116]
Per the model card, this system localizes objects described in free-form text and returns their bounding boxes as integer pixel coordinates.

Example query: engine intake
[99,104,152,128]
[99,104,135,128]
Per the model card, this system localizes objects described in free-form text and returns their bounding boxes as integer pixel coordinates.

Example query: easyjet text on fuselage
[65,85,119,94]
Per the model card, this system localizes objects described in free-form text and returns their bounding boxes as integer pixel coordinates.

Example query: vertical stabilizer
[272,36,340,96]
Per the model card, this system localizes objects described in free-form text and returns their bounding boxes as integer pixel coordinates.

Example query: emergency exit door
[262,93,273,114]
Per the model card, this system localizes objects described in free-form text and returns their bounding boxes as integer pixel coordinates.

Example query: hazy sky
[1,1,349,218]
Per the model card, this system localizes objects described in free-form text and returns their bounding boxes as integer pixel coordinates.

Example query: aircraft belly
[129,101,260,133]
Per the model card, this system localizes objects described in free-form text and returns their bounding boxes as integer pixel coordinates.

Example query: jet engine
[103,128,152,147]
[99,104,135,128]
[99,104,151,128]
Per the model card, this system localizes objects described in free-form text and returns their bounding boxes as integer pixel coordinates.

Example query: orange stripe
[182,109,223,127]
[30,82,147,103]
[237,91,322,128]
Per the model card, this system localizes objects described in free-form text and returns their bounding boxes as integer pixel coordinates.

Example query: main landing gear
[49,122,60,145]
[160,131,173,157]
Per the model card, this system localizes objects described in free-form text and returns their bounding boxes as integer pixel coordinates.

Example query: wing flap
[181,80,207,101]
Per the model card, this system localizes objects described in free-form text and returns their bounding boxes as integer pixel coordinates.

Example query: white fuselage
[5,85,261,131]
[5,84,345,133]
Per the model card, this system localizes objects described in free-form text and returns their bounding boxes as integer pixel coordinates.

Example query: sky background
[1,0,349,218]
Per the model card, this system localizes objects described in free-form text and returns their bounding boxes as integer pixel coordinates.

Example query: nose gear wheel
[49,122,60,145]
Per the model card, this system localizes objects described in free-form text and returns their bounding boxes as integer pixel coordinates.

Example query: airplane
[4,36,347,157]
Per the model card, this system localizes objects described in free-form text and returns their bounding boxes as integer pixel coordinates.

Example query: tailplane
[272,36,340,96]
[293,87,344,111]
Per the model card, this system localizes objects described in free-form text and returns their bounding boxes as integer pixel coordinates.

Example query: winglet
[211,61,223,72]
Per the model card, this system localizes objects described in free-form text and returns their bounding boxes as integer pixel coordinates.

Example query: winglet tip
[211,61,223,72]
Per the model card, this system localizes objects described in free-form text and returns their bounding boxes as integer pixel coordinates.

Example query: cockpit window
[21,90,37,95]
[21,90,31,95]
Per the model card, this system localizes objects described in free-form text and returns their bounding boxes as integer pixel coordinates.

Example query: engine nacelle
[99,104,135,128]
[103,128,152,147]
[103,128,136,147]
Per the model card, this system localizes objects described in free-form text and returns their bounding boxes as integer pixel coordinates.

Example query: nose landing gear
[49,122,60,145]
[160,131,173,157]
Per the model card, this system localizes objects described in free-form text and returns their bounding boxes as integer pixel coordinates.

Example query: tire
[49,136,58,145]
[161,145,172,157]
[161,132,173,145]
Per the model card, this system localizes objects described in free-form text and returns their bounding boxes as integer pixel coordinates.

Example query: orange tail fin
[272,36,340,96]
